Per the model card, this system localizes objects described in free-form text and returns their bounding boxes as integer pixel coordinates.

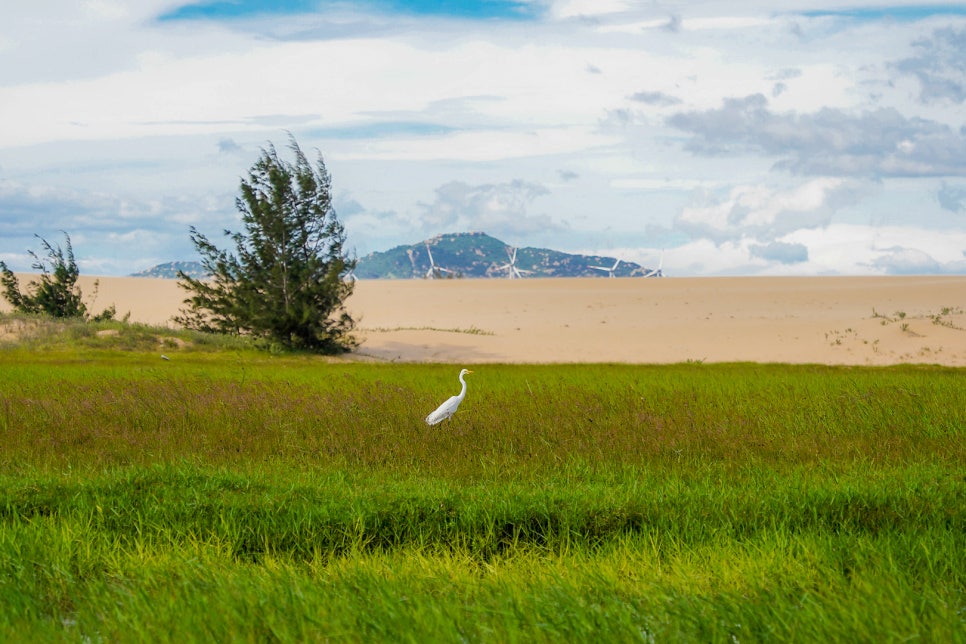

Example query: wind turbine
[496,246,532,279]
[424,242,453,279]
[590,258,621,278]
[642,250,665,278]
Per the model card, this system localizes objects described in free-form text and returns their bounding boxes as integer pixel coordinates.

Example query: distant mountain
[131,233,658,279]
[355,232,651,279]
[130,261,207,279]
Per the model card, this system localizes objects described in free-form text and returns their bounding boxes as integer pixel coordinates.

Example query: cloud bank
[0,2,964,275]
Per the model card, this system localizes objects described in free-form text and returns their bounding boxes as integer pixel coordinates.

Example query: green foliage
[0,233,115,321]
[176,136,356,354]
[1,356,964,640]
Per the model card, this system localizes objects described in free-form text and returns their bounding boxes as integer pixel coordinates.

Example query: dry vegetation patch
[0,316,67,343]
[825,305,966,364]
[0,313,217,354]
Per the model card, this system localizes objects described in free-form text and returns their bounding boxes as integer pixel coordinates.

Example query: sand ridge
[3,273,965,365]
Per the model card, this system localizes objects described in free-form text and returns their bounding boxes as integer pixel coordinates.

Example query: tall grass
[2,462,963,641]
[2,356,963,475]
[0,337,964,640]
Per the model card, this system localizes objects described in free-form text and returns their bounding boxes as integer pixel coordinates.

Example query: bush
[0,233,115,321]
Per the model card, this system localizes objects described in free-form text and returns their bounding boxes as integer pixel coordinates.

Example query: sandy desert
[3,273,966,366]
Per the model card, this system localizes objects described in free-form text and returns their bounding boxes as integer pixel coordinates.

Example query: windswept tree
[0,232,114,320]
[176,137,357,353]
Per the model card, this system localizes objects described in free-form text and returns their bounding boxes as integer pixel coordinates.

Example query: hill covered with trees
[133,232,658,279]
[355,232,647,279]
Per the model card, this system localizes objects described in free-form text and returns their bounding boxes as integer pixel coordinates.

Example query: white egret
[425,369,474,425]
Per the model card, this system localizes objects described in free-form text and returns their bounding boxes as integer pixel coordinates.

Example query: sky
[1,1,965,277]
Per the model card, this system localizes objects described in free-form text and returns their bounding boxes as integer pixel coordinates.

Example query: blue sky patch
[802,5,966,22]
[158,0,539,22]
[159,1,317,21]
[383,0,538,19]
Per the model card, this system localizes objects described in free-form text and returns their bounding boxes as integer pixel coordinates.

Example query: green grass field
[1,317,964,641]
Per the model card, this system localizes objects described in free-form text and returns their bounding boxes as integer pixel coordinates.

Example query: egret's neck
[457,373,468,400]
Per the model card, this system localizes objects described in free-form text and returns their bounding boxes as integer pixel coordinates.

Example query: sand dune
[3,273,966,365]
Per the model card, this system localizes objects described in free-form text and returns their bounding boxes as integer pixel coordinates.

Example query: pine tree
[176,137,356,353]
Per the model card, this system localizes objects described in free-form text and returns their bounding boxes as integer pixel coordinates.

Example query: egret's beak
[466,370,474,374]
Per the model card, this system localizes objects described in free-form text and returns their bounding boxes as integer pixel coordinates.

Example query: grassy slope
[1,323,964,641]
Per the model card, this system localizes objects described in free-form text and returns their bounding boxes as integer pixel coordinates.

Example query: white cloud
[0,35,638,148]
[416,179,561,241]
[334,126,619,162]
[547,0,635,20]
[682,16,777,30]
[622,223,966,276]
[667,93,966,177]
[675,177,862,243]
[786,224,966,275]
[82,0,130,21]
[892,27,966,104]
